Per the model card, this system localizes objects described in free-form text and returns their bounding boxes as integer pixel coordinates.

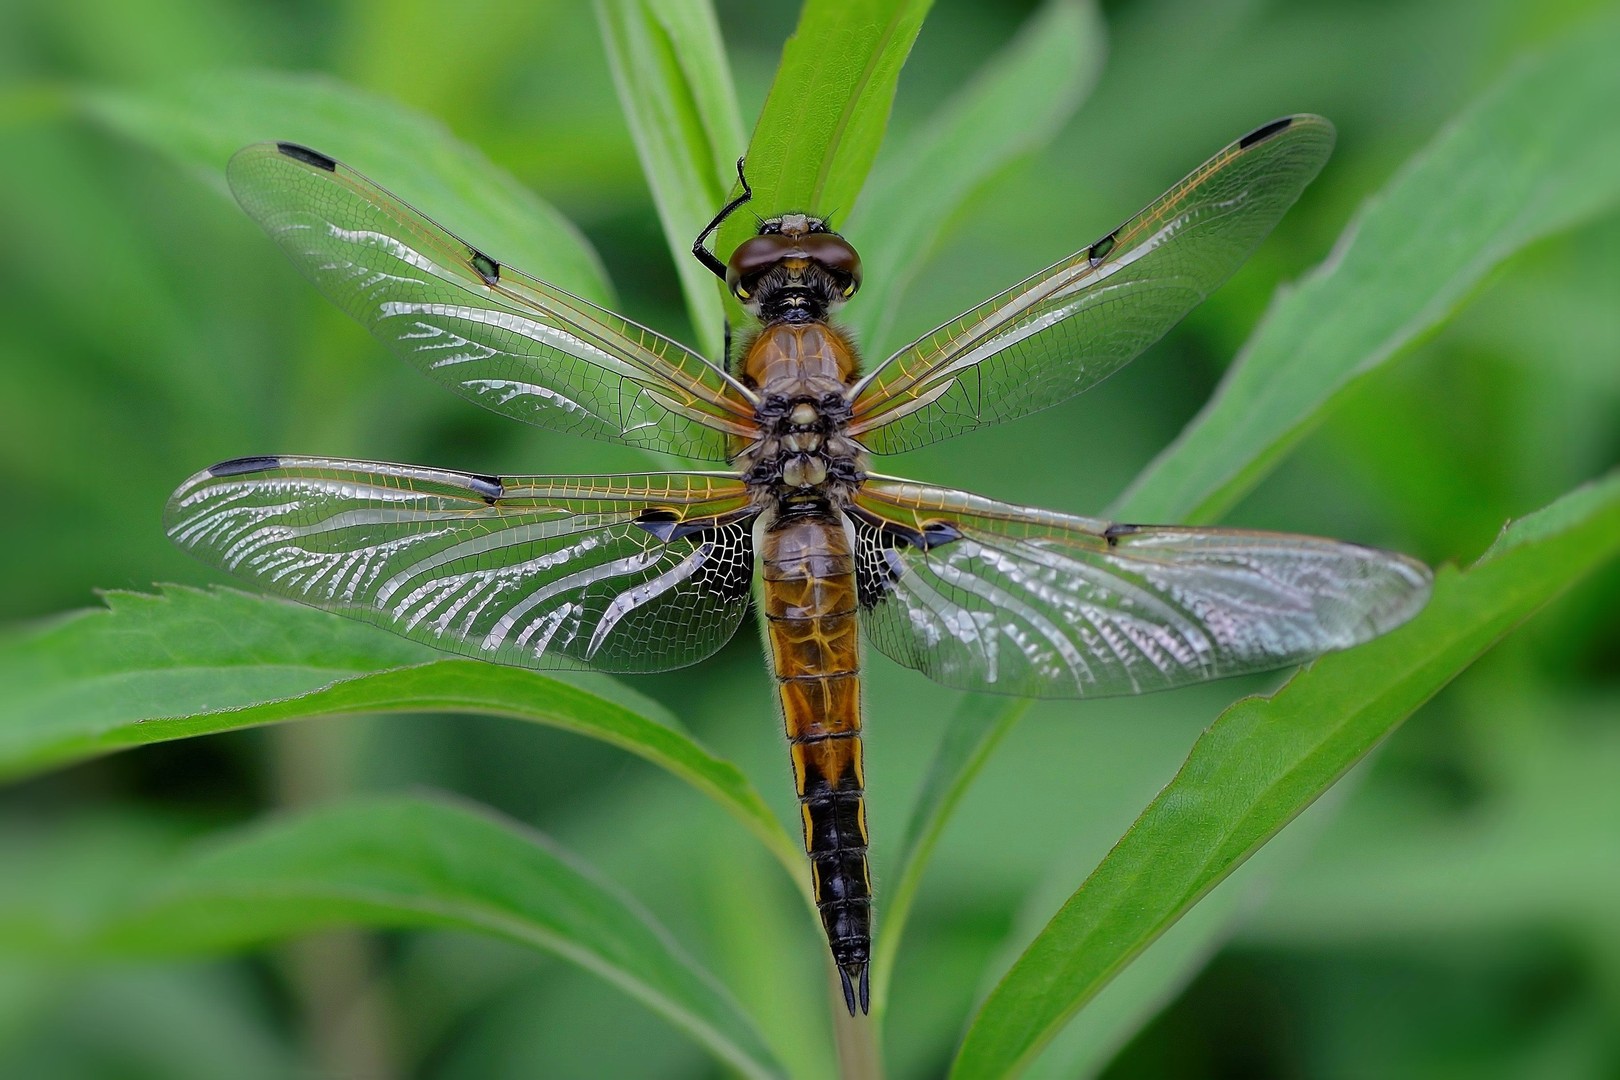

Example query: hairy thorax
[735,323,868,509]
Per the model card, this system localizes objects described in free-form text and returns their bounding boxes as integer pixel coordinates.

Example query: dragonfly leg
[692,157,752,282]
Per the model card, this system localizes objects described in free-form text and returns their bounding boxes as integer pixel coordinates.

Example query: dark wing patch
[847,505,963,609]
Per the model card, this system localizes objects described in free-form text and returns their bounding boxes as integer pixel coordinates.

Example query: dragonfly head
[727,215,862,323]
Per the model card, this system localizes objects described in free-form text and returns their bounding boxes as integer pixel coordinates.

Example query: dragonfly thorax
[737,325,867,505]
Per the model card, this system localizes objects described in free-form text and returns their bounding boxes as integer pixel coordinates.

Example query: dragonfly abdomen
[760,509,871,1015]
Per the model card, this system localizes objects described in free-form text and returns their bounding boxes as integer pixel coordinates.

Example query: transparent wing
[848,116,1335,454]
[850,478,1430,698]
[166,456,757,673]
[228,143,758,460]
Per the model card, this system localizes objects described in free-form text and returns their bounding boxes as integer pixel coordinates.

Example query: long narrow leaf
[1114,16,1620,523]
[96,794,784,1080]
[953,471,1620,1077]
[0,587,802,879]
[844,0,1105,353]
[596,0,745,357]
[714,0,934,268]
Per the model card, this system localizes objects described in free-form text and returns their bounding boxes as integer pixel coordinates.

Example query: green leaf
[869,694,1027,1011]
[1114,16,1620,523]
[79,70,614,306]
[1245,680,1620,947]
[596,0,746,358]
[95,794,784,1080]
[0,587,801,879]
[844,0,1105,353]
[714,0,935,269]
[953,471,1620,1077]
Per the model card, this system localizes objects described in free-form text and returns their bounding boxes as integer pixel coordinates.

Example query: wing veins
[846,117,1337,454]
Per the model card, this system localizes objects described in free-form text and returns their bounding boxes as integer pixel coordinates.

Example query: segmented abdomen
[760,509,871,1014]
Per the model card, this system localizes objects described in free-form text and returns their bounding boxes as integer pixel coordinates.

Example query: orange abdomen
[760,509,871,1013]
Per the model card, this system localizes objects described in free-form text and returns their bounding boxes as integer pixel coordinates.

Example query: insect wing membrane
[227,144,756,461]
[851,478,1431,698]
[848,115,1335,453]
[166,457,757,673]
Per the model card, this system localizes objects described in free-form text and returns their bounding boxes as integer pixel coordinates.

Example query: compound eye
[801,234,862,296]
[726,234,791,300]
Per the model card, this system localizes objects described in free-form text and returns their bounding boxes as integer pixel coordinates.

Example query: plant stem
[830,963,883,1080]
[271,719,397,1078]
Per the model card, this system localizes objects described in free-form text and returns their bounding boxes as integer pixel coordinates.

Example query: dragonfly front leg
[691,158,752,282]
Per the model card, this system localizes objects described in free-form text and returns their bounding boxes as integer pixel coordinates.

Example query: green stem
[831,962,884,1080]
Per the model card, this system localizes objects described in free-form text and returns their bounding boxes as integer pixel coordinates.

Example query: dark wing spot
[469,249,500,285]
[208,455,281,477]
[1104,522,1142,548]
[1088,231,1117,266]
[1240,117,1294,149]
[466,473,504,503]
[276,143,338,172]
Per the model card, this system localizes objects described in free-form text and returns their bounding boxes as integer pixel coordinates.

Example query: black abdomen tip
[276,142,338,172]
[1240,117,1295,149]
[837,961,870,1016]
[208,455,281,477]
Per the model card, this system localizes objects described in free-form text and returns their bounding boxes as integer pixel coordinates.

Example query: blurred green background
[1,0,1617,1077]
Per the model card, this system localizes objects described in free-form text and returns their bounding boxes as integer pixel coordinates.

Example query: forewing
[228,143,757,460]
[166,457,757,673]
[848,116,1335,453]
[851,478,1430,698]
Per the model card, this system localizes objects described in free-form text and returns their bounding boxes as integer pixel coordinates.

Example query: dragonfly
[167,114,1432,1017]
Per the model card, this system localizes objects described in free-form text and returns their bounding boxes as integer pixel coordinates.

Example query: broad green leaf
[844,0,1105,353]
[953,470,1620,1077]
[596,0,746,358]
[79,70,613,305]
[1115,16,1620,523]
[95,794,784,1080]
[869,694,1027,1011]
[0,587,801,879]
[714,0,934,269]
